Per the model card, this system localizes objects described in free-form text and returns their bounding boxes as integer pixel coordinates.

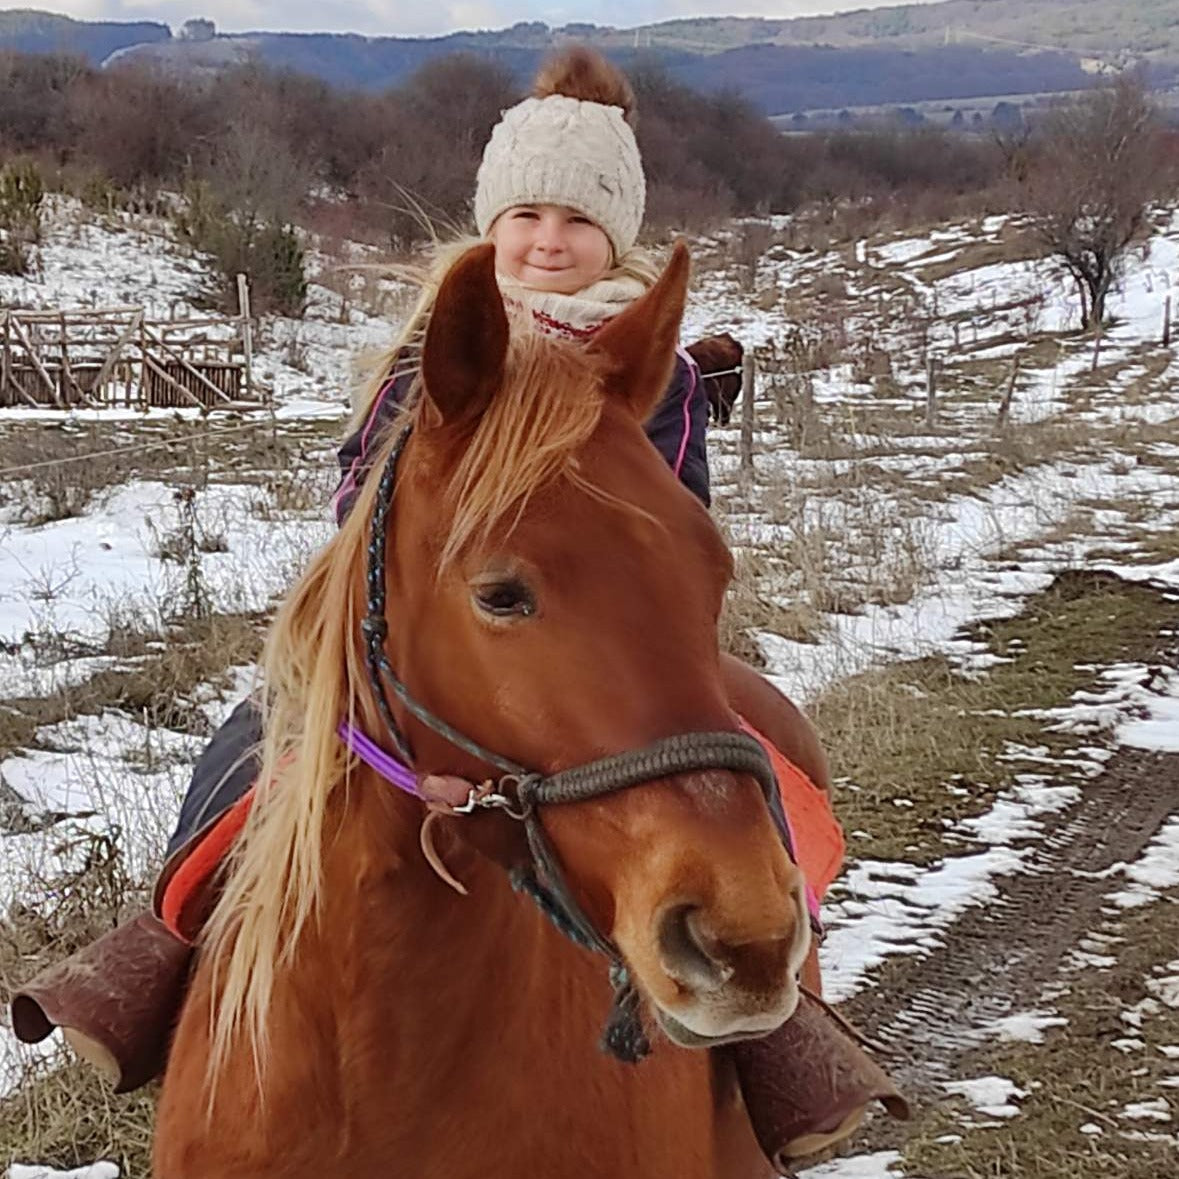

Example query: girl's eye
[569,215,592,225]
[512,208,539,220]
[472,578,537,619]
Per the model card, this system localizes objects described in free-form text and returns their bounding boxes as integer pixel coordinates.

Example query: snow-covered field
[2,199,1178,1177]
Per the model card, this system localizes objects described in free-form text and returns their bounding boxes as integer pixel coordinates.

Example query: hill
[624,1,1179,62]
[1,3,1175,115]
[0,8,168,59]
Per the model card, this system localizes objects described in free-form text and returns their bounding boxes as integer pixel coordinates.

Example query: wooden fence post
[237,273,254,402]
[739,351,756,477]
[924,356,938,428]
[996,356,1020,427]
[1,311,9,403]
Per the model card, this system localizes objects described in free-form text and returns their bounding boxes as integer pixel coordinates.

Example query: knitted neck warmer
[497,272,649,341]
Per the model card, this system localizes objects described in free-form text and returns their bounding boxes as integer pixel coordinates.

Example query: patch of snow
[962,782,1081,844]
[1147,974,1179,1009]
[8,1167,119,1179]
[987,1011,1068,1044]
[795,1150,904,1178]
[943,1074,1027,1118]
[821,845,1024,1002]
[0,480,331,649]
[1108,817,1179,908]
[1121,1098,1172,1122]
[1112,1037,1147,1053]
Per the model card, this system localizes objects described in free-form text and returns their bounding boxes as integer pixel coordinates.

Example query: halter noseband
[358,424,793,1063]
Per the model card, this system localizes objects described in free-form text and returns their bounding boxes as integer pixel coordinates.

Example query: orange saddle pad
[740,720,845,905]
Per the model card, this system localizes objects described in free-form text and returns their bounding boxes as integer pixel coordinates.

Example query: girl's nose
[534,216,566,251]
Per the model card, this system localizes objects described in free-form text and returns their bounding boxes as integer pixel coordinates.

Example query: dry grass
[0,426,137,526]
[0,1060,156,1178]
[0,824,157,1176]
[914,222,1046,286]
[5,611,263,739]
[0,613,260,1172]
[723,454,939,624]
[720,545,825,663]
[810,571,1178,864]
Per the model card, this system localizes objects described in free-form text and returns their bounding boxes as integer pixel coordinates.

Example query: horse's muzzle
[638,871,811,1047]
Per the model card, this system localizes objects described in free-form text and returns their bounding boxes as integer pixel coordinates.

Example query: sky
[36,1,948,39]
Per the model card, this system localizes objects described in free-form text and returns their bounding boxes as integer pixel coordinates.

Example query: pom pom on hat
[474,48,645,258]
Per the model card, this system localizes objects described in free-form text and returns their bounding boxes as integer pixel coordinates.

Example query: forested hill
[1,3,1174,115]
[0,9,168,59]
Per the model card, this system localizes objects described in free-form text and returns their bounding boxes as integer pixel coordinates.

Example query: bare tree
[1020,75,1166,330]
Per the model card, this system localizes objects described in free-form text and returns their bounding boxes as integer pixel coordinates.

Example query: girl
[167,46,718,867]
[14,48,882,1163]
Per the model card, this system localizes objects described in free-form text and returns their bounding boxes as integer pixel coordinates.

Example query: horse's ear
[589,242,690,420]
[421,243,509,427]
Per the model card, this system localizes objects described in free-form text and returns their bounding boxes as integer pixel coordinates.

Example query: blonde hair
[347,235,661,426]
[202,251,632,1086]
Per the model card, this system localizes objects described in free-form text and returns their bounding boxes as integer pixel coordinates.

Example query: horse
[687,331,744,425]
[153,243,810,1179]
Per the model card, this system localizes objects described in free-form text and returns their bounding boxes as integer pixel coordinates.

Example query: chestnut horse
[154,244,808,1178]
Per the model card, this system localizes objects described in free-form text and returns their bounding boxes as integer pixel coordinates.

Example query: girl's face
[491,204,613,295]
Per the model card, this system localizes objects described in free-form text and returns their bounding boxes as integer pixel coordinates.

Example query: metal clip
[452,776,532,821]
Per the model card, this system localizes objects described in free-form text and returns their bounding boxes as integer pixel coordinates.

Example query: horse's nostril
[657,905,735,994]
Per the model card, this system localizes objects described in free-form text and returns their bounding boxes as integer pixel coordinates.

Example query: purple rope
[337,720,420,797]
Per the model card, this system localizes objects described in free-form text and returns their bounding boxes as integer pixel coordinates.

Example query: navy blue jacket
[332,350,710,524]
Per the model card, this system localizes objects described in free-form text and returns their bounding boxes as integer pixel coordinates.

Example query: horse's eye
[472,578,536,619]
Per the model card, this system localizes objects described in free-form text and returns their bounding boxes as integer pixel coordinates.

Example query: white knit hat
[474,93,646,259]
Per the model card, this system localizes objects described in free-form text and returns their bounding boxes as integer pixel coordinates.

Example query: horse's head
[372,243,808,1048]
[686,332,744,425]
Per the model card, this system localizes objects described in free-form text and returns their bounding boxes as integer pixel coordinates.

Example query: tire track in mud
[843,745,1179,1095]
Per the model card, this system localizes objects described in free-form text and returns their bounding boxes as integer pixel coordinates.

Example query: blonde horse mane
[202,281,610,1085]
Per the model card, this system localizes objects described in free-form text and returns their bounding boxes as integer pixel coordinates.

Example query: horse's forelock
[425,328,607,567]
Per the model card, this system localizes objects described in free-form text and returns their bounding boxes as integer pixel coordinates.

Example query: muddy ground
[821,572,1179,1178]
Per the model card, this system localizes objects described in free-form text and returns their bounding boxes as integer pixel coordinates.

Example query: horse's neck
[273,772,624,1151]
[320,768,523,958]
[172,768,765,1178]
[305,770,563,1055]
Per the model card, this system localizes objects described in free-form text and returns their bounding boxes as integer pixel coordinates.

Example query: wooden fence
[0,300,258,411]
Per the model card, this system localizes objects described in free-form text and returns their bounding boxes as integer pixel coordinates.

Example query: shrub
[0,156,44,274]
[174,180,307,316]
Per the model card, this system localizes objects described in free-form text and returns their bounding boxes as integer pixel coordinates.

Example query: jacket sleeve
[332,368,417,526]
[642,350,711,508]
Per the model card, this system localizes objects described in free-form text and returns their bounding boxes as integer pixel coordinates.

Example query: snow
[0,480,332,652]
[795,1152,904,1178]
[1121,1098,1172,1122]
[821,845,1024,1002]
[753,457,1179,703]
[1108,818,1179,908]
[6,195,1179,1176]
[943,1074,1027,1118]
[7,1167,119,1179]
[986,1011,1069,1044]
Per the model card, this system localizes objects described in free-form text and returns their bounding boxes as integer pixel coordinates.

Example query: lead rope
[510,866,650,1063]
